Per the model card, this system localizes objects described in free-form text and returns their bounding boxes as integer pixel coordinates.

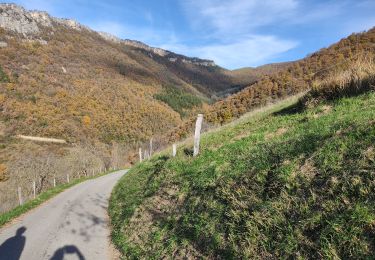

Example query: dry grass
[307,57,375,103]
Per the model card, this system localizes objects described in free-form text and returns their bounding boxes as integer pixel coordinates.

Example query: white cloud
[173,0,300,68]
[161,35,298,69]
[182,0,298,36]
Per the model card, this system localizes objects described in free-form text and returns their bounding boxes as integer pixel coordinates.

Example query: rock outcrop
[0,4,40,35]
[0,3,87,36]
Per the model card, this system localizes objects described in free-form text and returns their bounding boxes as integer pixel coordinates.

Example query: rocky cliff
[0,3,88,35]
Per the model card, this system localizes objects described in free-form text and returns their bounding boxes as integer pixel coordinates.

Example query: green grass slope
[110,64,375,259]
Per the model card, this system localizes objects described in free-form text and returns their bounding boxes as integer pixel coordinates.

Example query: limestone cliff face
[0,4,41,35]
[122,39,169,57]
[97,32,168,57]
[0,3,87,36]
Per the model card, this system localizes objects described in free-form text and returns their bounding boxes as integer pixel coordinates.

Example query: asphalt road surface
[0,170,126,260]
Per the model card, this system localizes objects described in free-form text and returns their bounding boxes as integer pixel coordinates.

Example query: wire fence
[0,164,115,214]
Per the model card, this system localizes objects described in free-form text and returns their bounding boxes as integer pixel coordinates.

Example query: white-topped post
[33,181,36,199]
[193,114,204,157]
[149,138,153,157]
[172,144,177,157]
[18,187,23,206]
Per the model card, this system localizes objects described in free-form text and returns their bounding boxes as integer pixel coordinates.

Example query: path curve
[0,170,126,260]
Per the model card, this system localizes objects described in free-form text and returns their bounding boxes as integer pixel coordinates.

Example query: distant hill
[228,62,294,84]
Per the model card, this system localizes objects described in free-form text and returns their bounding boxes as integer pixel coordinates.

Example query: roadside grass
[0,170,118,228]
[110,89,375,258]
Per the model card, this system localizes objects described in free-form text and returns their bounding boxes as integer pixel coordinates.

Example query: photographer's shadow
[0,226,27,260]
[50,245,85,260]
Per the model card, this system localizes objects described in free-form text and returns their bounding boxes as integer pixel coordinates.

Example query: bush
[0,164,8,182]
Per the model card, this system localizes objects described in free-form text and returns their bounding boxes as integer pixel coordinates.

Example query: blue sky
[9,0,375,69]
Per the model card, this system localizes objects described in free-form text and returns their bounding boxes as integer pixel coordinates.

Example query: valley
[0,2,374,259]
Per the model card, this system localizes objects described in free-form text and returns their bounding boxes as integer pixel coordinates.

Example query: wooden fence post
[67,174,70,183]
[172,144,177,157]
[53,178,56,188]
[139,148,142,162]
[150,138,153,157]
[18,187,23,206]
[33,181,36,199]
[193,114,204,157]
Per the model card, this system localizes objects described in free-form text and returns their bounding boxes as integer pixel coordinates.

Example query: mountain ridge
[0,3,216,68]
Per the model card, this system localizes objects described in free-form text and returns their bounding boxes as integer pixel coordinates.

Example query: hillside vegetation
[167,28,375,142]
[110,59,375,259]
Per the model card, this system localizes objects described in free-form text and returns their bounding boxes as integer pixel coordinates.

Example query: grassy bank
[0,170,115,228]
[110,62,375,258]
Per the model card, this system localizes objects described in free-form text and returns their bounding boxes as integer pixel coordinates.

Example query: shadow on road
[0,226,27,260]
[50,245,85,260]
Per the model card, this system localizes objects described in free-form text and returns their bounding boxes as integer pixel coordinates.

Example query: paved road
[0,170,126,260]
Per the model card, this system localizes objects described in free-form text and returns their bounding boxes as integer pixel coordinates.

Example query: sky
[9,0,375,69]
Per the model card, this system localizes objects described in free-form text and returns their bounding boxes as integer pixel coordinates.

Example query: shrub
[82,115,91,126]
[0,164,8,182]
